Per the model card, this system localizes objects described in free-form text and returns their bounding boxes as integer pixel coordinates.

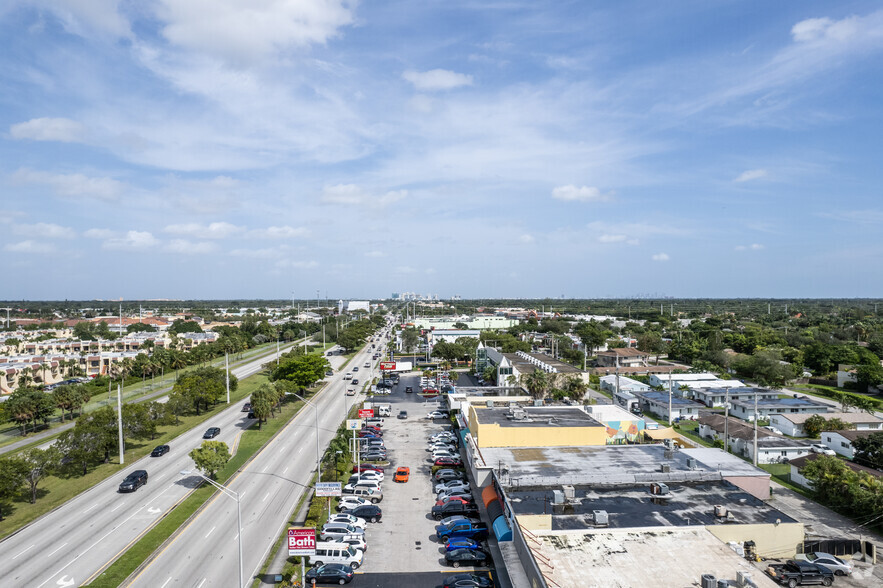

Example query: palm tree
[520,370,556,400]
[170,351,186,381]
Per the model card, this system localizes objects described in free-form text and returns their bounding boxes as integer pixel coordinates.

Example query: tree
[637,332,665,365]
[521,370,557,400]
[122,402,157,441]
[57,424,104,476]
[271,355,329,390]
[21,447,60,504]
[453,322,468,330]
[5,387,55,435]
[801,455,852,511]
[855,363,883,394]
[401,327,420,353]
[173,367,231,415]
[0,456,28,520]
[575,321,609,356]
[560,375,589,401]
[851,432,883,470]
[250,385,275,430]
[73,321,95,341]
[189,441,231,479]
[337,330,361,352]
[127,322,156,333]
[802,414,830,438]
[170,319,203,335]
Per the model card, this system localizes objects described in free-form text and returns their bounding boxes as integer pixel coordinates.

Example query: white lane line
[196,578,207,588]
[297,447,303,454]
[111,502,124,512]
[262,465,268,473]
[239,490,247,500]
[13,544,34,559]
[282,466,289,474]
[205,526,216,539]
[160,578,172,588]
[233,533,240,542]
[82,503,98,514]
[46,543,68,558]
[262,491,270,503]
[278,445,286,453]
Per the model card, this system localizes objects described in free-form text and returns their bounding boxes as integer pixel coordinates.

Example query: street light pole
[291,393,322,480]
[180,470,243,588]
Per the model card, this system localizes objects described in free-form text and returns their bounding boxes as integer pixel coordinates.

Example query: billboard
[316,482,342,497]
[346,419,362,430]
[358,409,374,418]
[288,527,316,556]
[379,361,396,371]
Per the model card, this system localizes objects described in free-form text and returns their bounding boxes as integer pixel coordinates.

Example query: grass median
[84,380,318,587]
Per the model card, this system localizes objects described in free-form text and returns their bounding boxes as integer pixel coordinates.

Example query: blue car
[445,537,482,552]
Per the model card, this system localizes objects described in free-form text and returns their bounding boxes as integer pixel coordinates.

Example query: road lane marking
[160,578,171,588]
[82,503,98,514]
[263,491,270,502]
[283,466,289,474]
[262,465,268,473]
[205,526,216,539]
[196,578,206,588]
[13,545,34,559]
[111,502,124,512]
[46,543,68,558]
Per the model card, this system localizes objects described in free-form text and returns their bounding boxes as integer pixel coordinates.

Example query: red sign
[358,409,374,418]
[379,361,396,371]
[288,528,316,556]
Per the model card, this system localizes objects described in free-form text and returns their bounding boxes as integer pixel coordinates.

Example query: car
[344,373,353,380]
[436,480,471,494]
[353,366,359,372]
[442,573,494,588]
[320,523,365,541]
[432,449,458,460]
[352,464,384,474]
[433,500,479,520]
[241,402,251,412]
[346,387,356,396]
[327,513,368,529]
[353,469,384,482]
[304,563,354,585]
[247,411,256,419]
[150,445,170,457]
[444,538,484,553]
[437,489,474,501]
[810,444,836,456]
[336,496,369,512]
[364,362,370,368]
[203,427,221,439]
[118,470,148,492]
[435,469,467,483]
[445,548,489,568]
[431,433,457,443]
[397,410,408,419]
[326,351,333,356]
[435,457,463,467]
[394,467,410,483]
[352,379,359,385]
[437,495,474,507]
[427,411,448,419]
[795,552,854,576]
[343,481,381,494]
[339,533,368,553]
[326,370,334,376]
[430,443,458,454]
[344,504,382,523]
[360,453,388,462]
[405,386,414,393]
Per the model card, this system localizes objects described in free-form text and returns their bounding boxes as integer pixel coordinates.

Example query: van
[365,417,384,427]
[341,486,383,503]
[309,542,363,569]
[377,405,391,417]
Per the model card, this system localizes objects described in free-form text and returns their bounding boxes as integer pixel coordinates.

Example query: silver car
[795,552,853,576]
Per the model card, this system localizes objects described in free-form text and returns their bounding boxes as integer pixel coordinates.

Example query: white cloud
[27,1,131,39]
[735,243,765,251]
[12,168,124,201]
[791,17,859,44]
[164,239,217,254]
[519,234,535,244]
[164,222,243,239]
[734,169,768,182]
[249,226,310,240]
[551,184,611,202]
[394,266,416,274]
[651,252,670,261]
[13,223,76,239]
[9,117,86,143]
[364,250,385,258]
[587,221,689,238]
[3,240,56,254]
[597,234,626,243]
[320,184,407,207]
[154,0,355,65]
[230,247,281,259]
[84,228,115,239]
[403,69,474,92]
[102,231,159,250]
[275,259,318,269]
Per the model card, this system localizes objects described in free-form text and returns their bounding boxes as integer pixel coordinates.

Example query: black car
[247,411,256,419]
[445,548,489,568]
[435,469,467,483]
[433,501,479,520]
[405,386,413,393]
[351,379,359,385]
[305,563,354,585]
[203,427,221,439]
[118,470,148,492]
[150,445,170,457]
[443,573,494,588]
[344,504,383,523]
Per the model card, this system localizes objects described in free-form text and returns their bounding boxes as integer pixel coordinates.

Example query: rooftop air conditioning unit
[714,505,728,518]
[686,457,697,469]
[486,400,494,408]
[650,482,669,495]
[592,510,609,526]
[701,575,716,588]
[562,485,575,501]
[551,490,564,505]
[660,464,671,473]
[534,399,543,407]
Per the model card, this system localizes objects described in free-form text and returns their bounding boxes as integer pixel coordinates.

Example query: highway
[0,343,297,588]
[126,331,388,588]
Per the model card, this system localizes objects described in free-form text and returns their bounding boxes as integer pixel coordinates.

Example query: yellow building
[467,405,608,448]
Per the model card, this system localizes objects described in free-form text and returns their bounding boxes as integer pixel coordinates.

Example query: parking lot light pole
[291,392,321,480]
[180,470,243,588]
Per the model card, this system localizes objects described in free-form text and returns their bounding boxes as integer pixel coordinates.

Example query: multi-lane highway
[126,332,388,587]
[0,343,299,588]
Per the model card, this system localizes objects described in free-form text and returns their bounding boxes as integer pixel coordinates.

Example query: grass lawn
[84,381,316,587]
[0,375,268,541]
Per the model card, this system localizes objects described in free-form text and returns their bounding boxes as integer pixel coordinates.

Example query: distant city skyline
[2,2,882,299]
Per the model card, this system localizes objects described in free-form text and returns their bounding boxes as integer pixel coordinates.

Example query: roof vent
[551,490,564,505]
[592,510,609,526]
[562,485,575,501]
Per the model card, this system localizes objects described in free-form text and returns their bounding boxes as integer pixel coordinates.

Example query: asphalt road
[126,329,391,588]
[0,343,297,588]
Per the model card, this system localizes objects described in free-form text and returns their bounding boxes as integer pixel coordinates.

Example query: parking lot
[353,372,496,587]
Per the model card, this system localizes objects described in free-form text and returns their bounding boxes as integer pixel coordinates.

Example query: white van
[309,542,364,569]
[376,404,391,417]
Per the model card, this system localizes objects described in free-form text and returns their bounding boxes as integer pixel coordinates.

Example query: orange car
[394,466,410,483]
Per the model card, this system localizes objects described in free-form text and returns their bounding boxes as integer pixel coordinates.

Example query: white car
[435,480,470,494]
[426,411,448,419]
[353,470,384,482]
[794,552,853,576]
[336,497,369,512]
[339,533,368,553]
[327,513,367,529]
[810,444,836,456]
[432,449,457,460]
[431,433,457,442]
[428,443,457,453]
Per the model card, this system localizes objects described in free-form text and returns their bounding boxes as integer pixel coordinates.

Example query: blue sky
[2,1,882,300]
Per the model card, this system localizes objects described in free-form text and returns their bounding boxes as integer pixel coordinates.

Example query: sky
[1,1,882,301]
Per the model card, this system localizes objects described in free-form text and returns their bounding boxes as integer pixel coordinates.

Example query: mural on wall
[604,419,645,444]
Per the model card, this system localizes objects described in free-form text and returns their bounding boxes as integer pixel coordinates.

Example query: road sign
[288,527,316,556]
[358,409,374,418]
[316,482,342,497]
[379,361,395,371]
[346,419,362,430]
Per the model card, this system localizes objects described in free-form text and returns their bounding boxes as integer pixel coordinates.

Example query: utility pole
[668,372,673,426]
[117,384,125,464]
[225,353,230,403]
[753,391,759,467]
[724,388,730,453]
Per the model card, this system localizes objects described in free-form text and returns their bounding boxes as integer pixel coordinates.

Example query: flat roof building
[729,396,830,422]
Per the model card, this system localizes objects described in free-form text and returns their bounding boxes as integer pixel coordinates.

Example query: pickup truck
[766,560,834,587]
[435,518,489,542]
[432,500,479,520]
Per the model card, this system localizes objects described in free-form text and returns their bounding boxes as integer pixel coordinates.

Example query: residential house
[728,397,830,422]
[770,412,883,437]
[788,453,881,490]
[820,429,879,460]
[697,414,813,465]
[596,348,649,368]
